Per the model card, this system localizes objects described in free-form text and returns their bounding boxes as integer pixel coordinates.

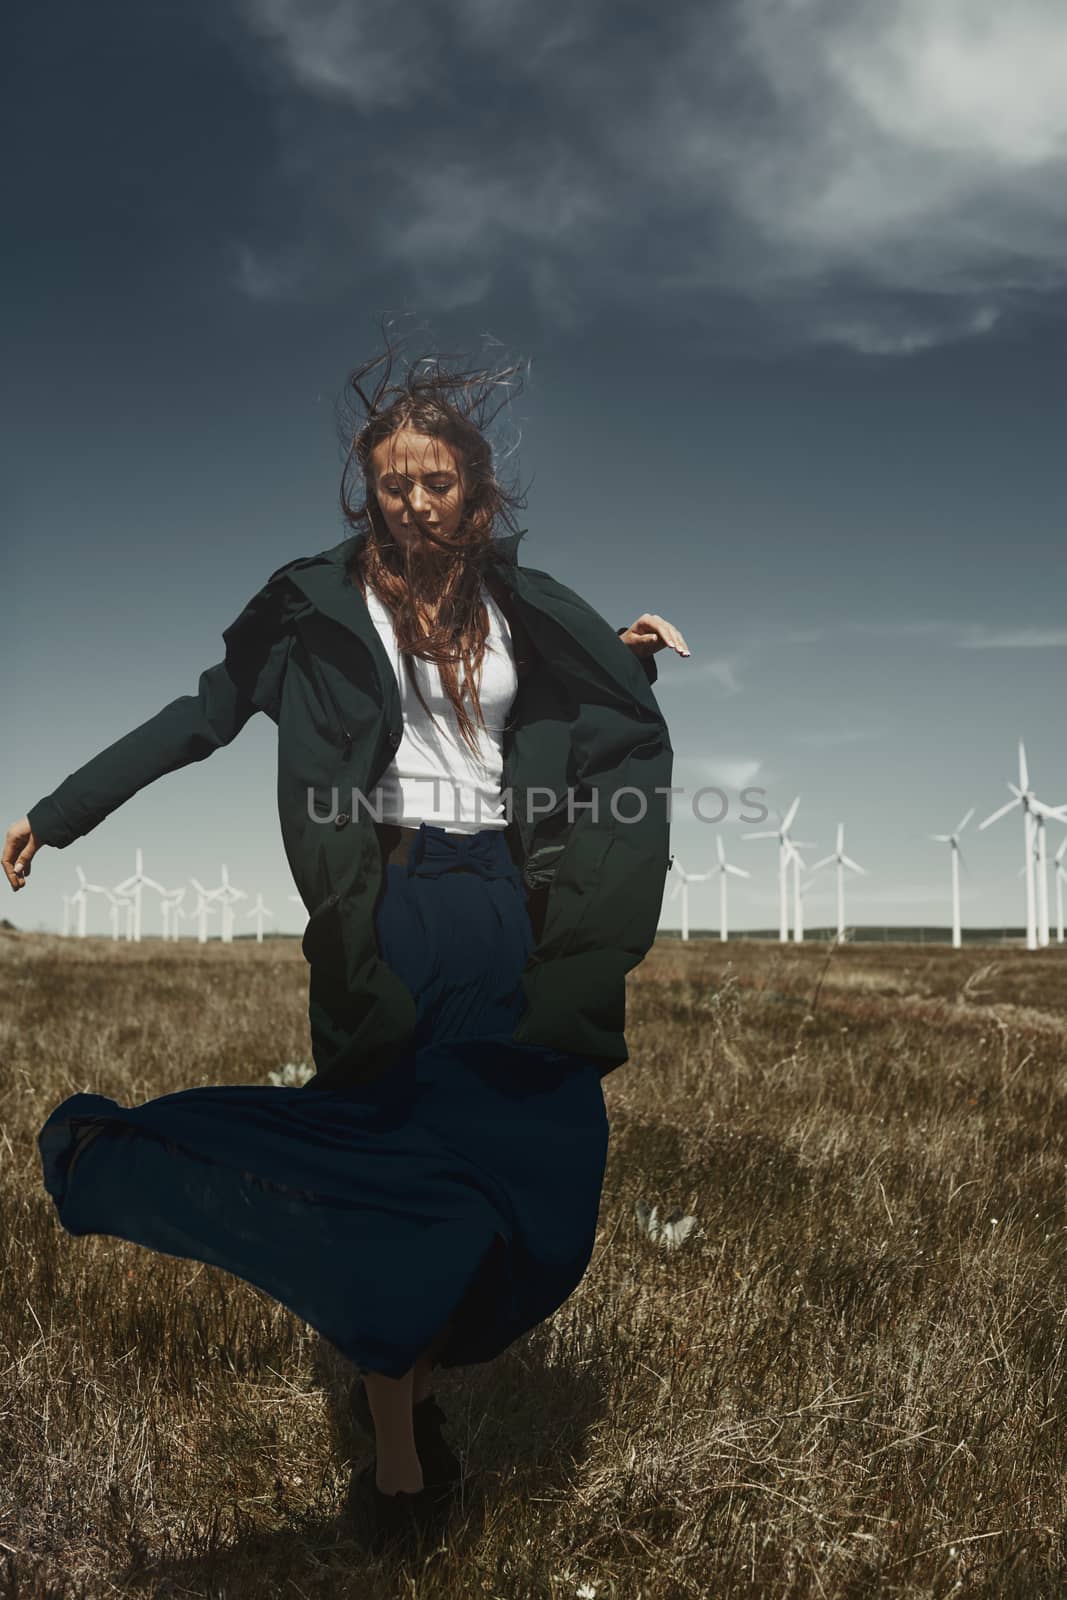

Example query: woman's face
[369,429,468,553]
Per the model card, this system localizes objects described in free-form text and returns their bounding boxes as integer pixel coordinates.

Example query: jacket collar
[282,528,526,641]
[281,526,660,720]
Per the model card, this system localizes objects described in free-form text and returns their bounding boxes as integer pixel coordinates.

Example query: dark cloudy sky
[7,0,1067,937]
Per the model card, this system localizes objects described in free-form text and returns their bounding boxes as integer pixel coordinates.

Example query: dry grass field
[2,928,1066,1598]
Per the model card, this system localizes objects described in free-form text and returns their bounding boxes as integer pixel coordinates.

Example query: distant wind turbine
[160,887,186,942]
[785,836,818,943]
[930,808,974,950]
[744,795,803,944]
[204,864,247,943]
[812,823,868,942]
[190,879,221,943]
[979,742,1067,950]
[71,867,92,938]
[1055,837,1067,945]
[713,836,749,942]
[243,893,275,943]
[113,848,167,943]
[669,859,712,943]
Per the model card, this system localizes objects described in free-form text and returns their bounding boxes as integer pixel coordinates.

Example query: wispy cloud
[839,617,1067,648]
[957,626,1067,649]
[790,729,876,750]
[696,757,764,790]
[230,0,1067,353]
[672,656,741,695]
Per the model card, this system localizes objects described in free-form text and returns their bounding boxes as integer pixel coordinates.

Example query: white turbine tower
[97,887,128,941]
[669,859,712,943]
[1054,837,1067,946]
[243,893,275,944]
[80,870,122,939]
[978,742,1067,951]
[71,867,92,938]
[744,795,804,944]
[785,836,817,943]
[811,823,868,943]
[930,808,974,950]
[159,887,186,942]
[112,848,168,943]
[713,836,749,942]
[201,864,247,943]
[190,879,221,943]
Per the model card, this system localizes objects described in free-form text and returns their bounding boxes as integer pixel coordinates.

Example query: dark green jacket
[28,530,674,1087]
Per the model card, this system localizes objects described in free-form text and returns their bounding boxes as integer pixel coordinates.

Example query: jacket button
[327,892,340,907]
[334,812,350,829]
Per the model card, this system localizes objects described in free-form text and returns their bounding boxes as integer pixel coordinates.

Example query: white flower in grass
[576,1586,598,1599]
[267,1060,314,1087]
[635,1197,698,1250]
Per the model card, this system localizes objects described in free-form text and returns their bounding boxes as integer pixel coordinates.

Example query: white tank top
[364,580,518,834]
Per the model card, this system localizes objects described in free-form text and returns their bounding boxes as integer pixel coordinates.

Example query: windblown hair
[336,319,530,757]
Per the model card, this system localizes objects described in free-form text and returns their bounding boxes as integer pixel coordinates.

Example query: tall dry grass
[2,928,1066,1597]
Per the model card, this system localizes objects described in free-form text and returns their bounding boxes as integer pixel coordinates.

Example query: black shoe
[346,1461,442,1556]
[410,1394,461,1501]
[349,1382,461,1502]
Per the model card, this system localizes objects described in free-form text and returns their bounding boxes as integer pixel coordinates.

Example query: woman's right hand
[3,818,42,891]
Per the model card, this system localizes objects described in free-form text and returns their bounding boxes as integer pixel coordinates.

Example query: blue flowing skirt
[37,824,609,1379]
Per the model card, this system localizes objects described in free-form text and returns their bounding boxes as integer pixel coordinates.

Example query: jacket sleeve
[615,626,658,686]
[26,569,293,850]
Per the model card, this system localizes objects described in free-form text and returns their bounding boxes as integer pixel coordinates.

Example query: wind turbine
[159,887,186,942]
[243,893,275,944]
[930,808,974,950]
[1054,837,1067,945]
[979,742,1067,950]
[744,795,803,943]
[113,848,168,943]
[96,887,128,941]
[190,879,221,943]
[669,859,712,943]
[785,836,817,943]
[712,836,749,942]
[71,867,92,938]
[811,823,868,943]
[201,864,247,943]
[80,869,122,939]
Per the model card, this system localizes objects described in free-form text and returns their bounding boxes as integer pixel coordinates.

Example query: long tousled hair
[336,321,530,756]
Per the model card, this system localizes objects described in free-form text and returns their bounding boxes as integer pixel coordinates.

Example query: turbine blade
[811,855,834,870]
[842,856,866,874]
[724,864,750,878]
[955,807,975,834]
[1018,739,1029,793]
[783,795,801,832]
[979,798,1018,829]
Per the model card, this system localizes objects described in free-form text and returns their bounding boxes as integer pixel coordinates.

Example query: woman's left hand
[618,614,691,660]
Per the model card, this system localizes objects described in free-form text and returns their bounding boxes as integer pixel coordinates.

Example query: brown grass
[2,929,1067,1597]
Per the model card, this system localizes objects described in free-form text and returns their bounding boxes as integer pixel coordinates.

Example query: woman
[3,338,689,1552]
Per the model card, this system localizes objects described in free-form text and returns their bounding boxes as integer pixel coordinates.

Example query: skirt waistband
[376,821,521,885]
